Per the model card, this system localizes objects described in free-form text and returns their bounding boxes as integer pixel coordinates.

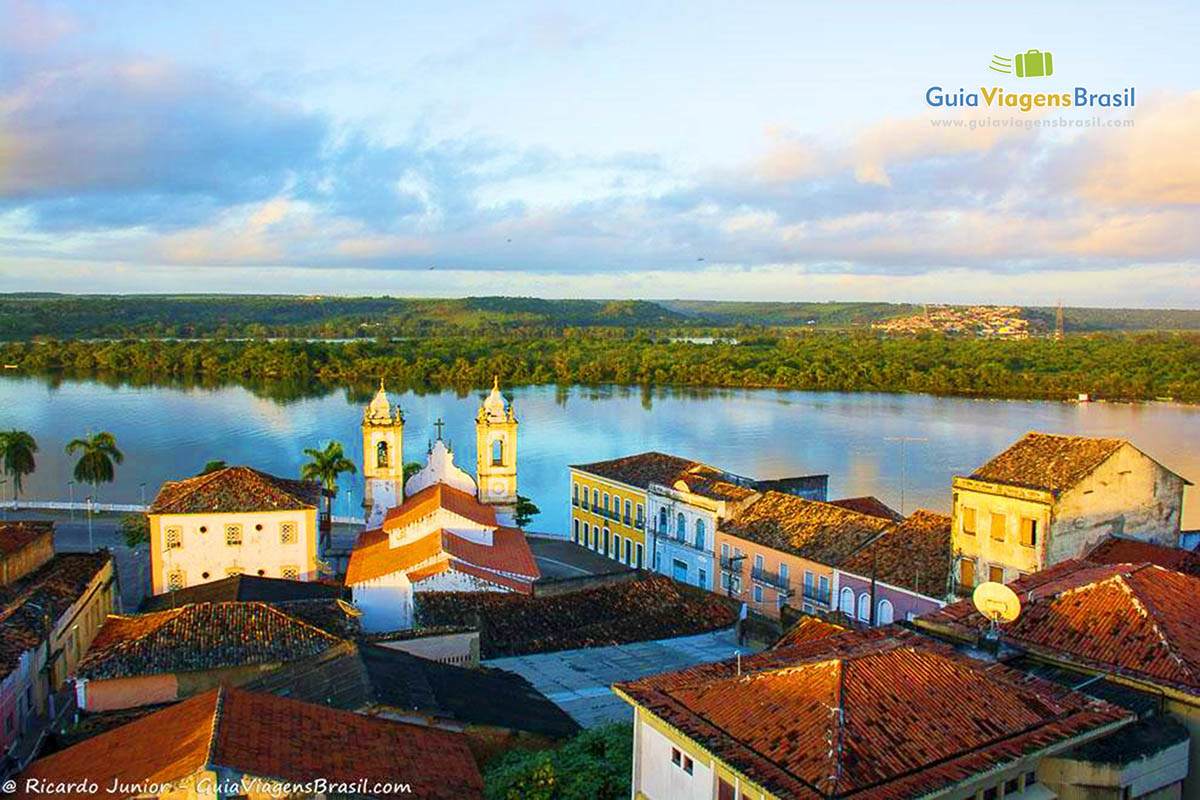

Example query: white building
[647,477,759,592]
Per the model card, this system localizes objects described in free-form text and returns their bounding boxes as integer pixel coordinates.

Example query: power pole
[884,437,927,516]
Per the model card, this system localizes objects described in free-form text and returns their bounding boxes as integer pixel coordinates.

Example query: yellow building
[362,380,405,527]
[568,453,668,568]
[951,432,1190,590]
[476,377,518,509]
[147,466,325,594]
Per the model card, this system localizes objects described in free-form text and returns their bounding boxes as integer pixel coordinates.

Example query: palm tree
[65,431,124,498]
[301,441,357,544]
[0,430,38,504]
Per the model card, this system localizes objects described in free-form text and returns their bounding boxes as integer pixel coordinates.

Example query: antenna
[1054,299,1064,342]
[337,598,364,618]
[972,582,1021,641]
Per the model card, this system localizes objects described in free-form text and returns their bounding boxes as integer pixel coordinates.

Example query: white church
[346,379,540,632]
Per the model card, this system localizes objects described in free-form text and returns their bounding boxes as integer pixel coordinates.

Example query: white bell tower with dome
[362,380,404,527]
[475,376,518,510]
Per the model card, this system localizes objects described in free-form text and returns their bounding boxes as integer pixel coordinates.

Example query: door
[672,559,688,583]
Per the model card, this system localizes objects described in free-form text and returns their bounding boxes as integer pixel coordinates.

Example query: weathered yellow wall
[570,469,647,563]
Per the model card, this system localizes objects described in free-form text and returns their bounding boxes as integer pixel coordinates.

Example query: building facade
[148,467,325,594]
[362,380,405,528]
[648,479,759,593]
[952,432,1190,590]
[475,377,519,510]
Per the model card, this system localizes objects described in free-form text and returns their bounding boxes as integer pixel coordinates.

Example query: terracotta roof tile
[444,527,539,580]
[346,526,444,584]
[149,466,324,514]
[772,616,847,649]
[839,509,951,597]
[0,520,54,556]
[721,493,891,565]
[922,560,1200,695]
[616,628,1130,800]
[827,496,903,521]
[383,483,497,530]
[139,573,347,612]
[16,687,483,799]
[76,601,344,679]
[347,526,538,591]
[1086,537,1200,576]
[968,432,1127,494]
[1,552,111,681]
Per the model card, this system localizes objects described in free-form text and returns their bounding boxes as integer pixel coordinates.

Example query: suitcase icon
[1015,49,1053,78]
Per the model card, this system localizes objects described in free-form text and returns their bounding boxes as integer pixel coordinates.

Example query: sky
[0,0,1197,306]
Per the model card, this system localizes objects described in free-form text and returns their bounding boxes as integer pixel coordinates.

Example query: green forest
[3,330,1198,402]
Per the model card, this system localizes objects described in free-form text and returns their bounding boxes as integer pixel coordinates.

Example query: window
[572,483,579,505]
[1024,772,1037,789]
[694,519,706,550]
[603,527,610,557]
[672,559,688,583]
[624,499,632,524]
[1004,778,1019,794]
[625,538,632,564]
[671,748,681,766]
[719,779,736,800]
[818,575,830,604]
[857,593,870,621]
[962,506,976,535]
[877,598,894,624]
[603,493,610,512]
[721,543,730,564]
[636,503,645,527]
[983,788,998,800]
[804,570,815,598]
[167,570,185,591]
[676,512,686,540]
[989,565,1005,584]
[280,522,297,545]
[281,565,299,580]
[840,586,855,615]
[612,534,622,560]
[698,568,707,589]
[754,553,765,572]
[754,585,763,603]
[165,526,181,549]
[573,519,580,543]
[779,563,789,585]
[990,512,1006,541]
[491,438,503,466]
[225,524,242,546]
[376,440,389,468]
[960,558,975,588]
[658,507,668,533]
[636,542,644,569]
[581,489,589,510]
[583,522,590,547]
[1020,517,1038,547]
[592,489,599,508]
[682,755,693,775]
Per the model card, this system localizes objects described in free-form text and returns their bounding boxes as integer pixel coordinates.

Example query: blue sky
[1,0,1197,305]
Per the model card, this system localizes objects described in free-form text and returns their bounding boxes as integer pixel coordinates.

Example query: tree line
[3,330,1199,401]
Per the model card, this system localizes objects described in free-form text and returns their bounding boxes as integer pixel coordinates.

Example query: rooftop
[15,687,483,799]
[138,573,347,612]
[720,493,891,566]
[346,526,538,589]
[416,576,736,659]
[0,520,54,556]
[1086,536,1200,576]
[616,627,1130,800]
[919,559,1200,696]
[149,465,326,515]
[383,482,497,531]
[966,432,1129,495]
[838,509,951,598]
[1,552,112,681]
[244,640,579,739]
[826,496,902,521]
[772,615,847,650]
[76,601,345,680]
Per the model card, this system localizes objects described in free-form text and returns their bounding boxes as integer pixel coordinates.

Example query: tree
[403,461,422,483]
[119,513,150,547]
[198,460,227,475]
[484,723,631,800]
[65,431,123,497]
[514,494,540,528]
[0,430,38,503]
[300,440,357,525]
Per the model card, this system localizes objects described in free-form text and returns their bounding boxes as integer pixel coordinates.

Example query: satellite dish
[337,599,364,618]
[972,582,1021,624]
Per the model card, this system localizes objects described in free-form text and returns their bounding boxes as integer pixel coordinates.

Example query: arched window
[658,507,668,534]
[694,519,706,550]
[840,587,855,616]
[491,438,503,466]
[676,513,686,540]
[376,440,389,468]
[877,599,894,625]
[857,593,870,622]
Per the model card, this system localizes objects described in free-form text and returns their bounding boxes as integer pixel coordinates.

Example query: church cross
[434,417,445,440]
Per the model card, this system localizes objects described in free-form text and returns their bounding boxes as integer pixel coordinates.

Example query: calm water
[2,376,1197,530]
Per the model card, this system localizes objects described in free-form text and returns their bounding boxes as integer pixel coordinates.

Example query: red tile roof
[0,520,53,556]
[346,526,444,584]
[16,687,483,799]
[838,509,951,598]
[443,527,539,579]
[920,560,1200,695]
[384,483,497,530]
[827,496,902,521]
[571,451,702,489]
[76,601,343,680]
[149,466,325,514]
[1086,537,1200,576]
[616,628,1130,800]
[721,493,891,566]
[772,615,847,649]
[347,526,538,591]
[967,432,1128,494]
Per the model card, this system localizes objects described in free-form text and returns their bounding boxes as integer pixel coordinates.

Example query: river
[2,375,1197,530]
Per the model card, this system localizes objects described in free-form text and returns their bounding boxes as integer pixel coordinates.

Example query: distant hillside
[660,300,919,327]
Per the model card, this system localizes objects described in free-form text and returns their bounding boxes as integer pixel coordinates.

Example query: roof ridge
[826,658,846,797]
[203,686,225,770]
[1114,570,1197,682]
[254,600,346,643]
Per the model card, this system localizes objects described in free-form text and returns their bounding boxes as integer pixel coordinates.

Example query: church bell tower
[362,380,404,525]
[476,377,518,509]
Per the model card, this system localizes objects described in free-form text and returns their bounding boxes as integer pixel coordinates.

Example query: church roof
[384,483,497,530]
[345,525,539,591]
[149,466,325,515]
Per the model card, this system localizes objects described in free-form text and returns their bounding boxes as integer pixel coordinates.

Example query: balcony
[634,518,645,530]
[751,567,790,591]
[719,555,744,571]
[802,586,832,606]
